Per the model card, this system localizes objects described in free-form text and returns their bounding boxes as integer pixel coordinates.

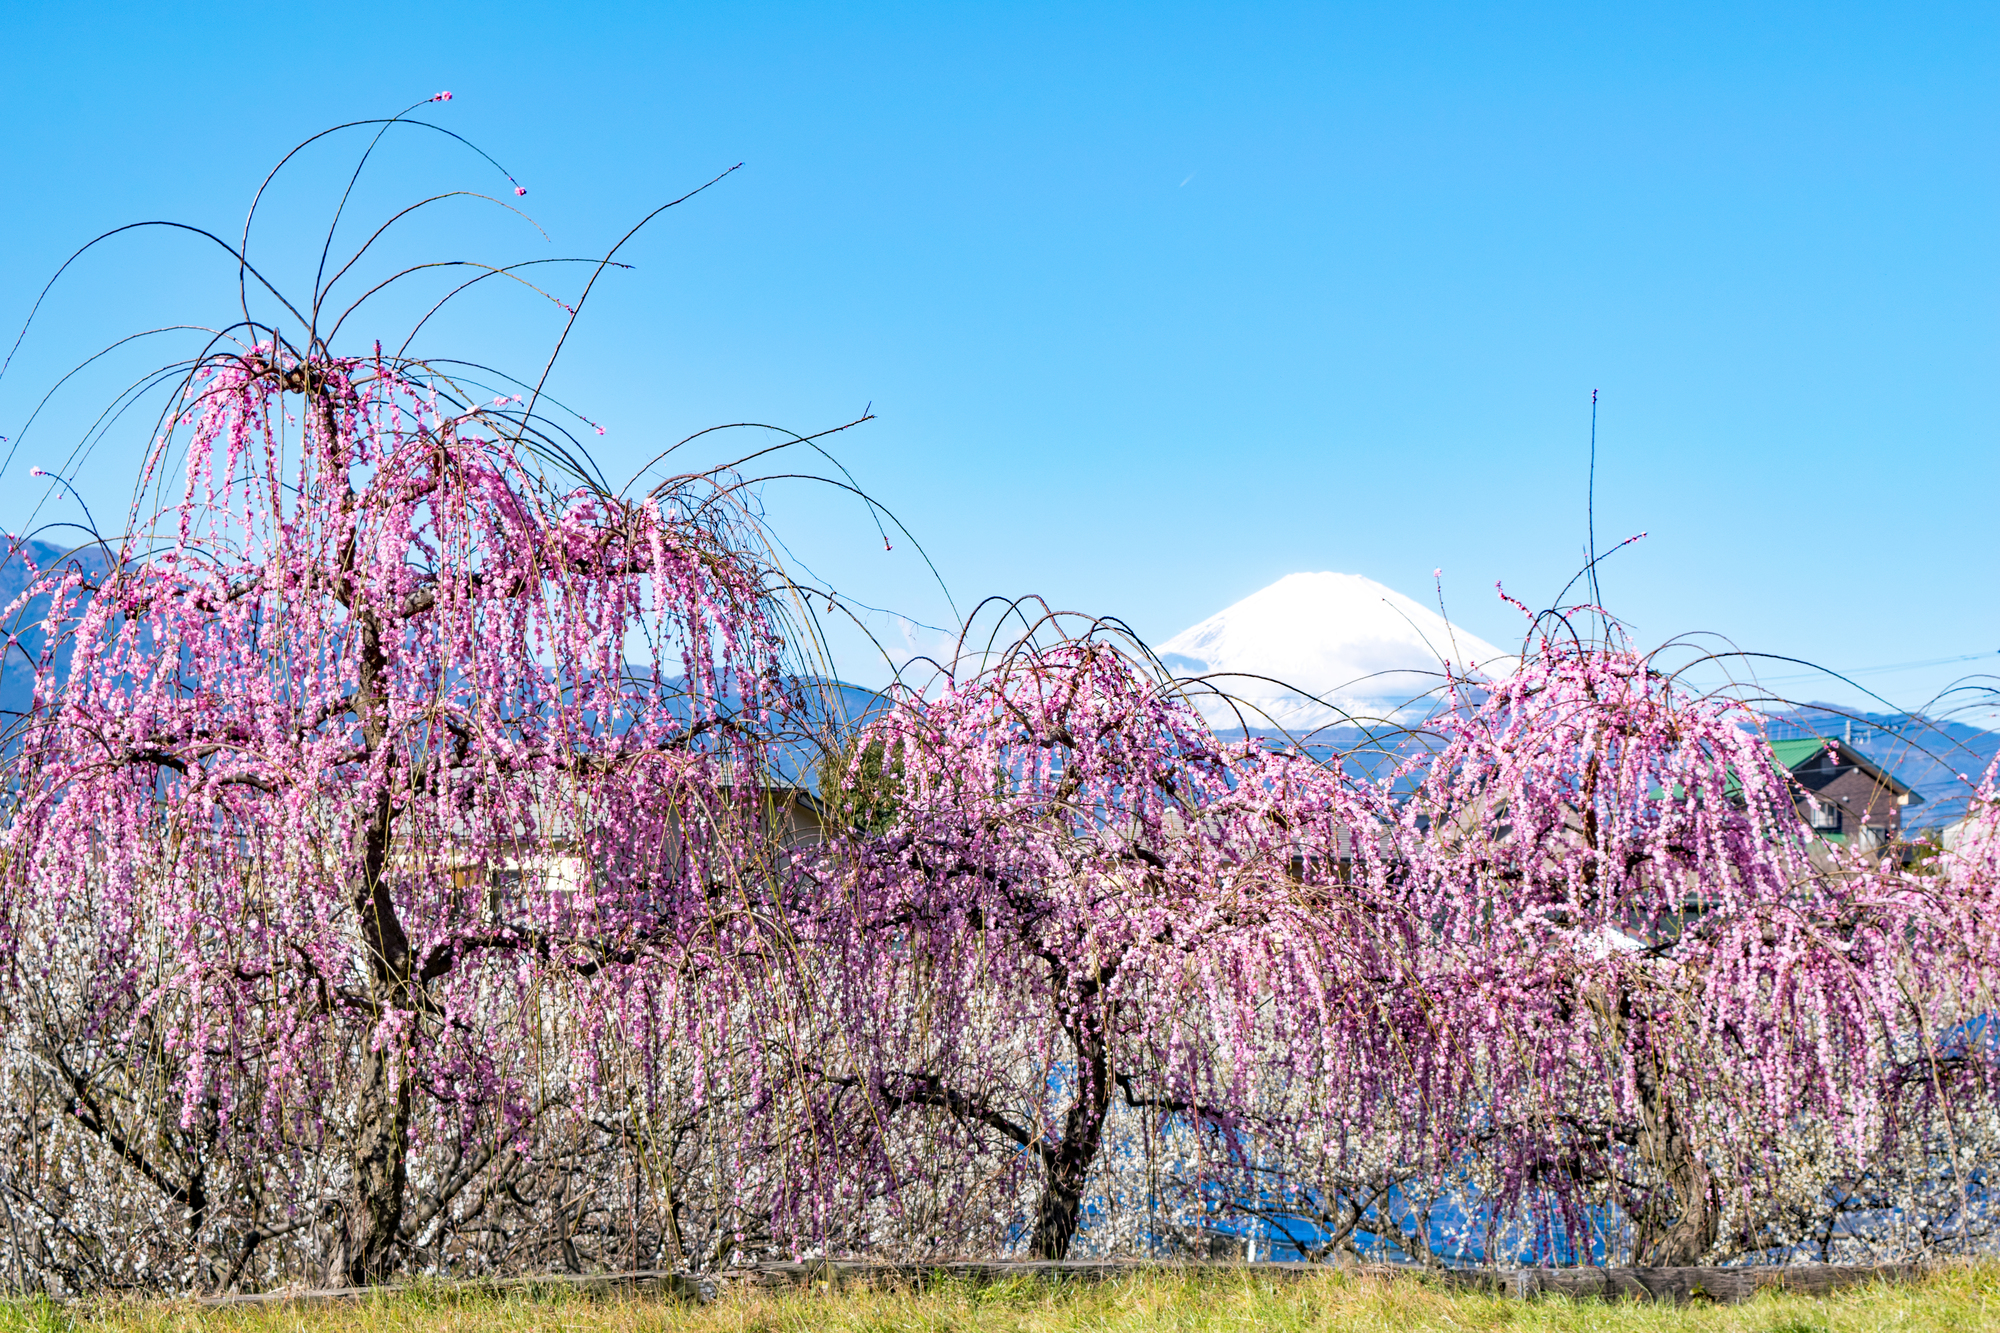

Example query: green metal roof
[1764,736,1916,797]
[1722,736,1918,803]
[1769,738,1831,770]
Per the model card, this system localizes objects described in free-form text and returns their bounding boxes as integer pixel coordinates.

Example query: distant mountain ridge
[1,537,108,725]
[9,546,1994,828]
[1208,710,2000,826]
[1151,571,1997,824]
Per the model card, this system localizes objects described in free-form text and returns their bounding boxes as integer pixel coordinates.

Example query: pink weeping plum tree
[800,624,1420,1260]
[1388,613,1950,1264]
[0,347,795,1285]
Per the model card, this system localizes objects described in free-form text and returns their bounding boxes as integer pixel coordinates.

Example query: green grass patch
[8,1265,1997,1333]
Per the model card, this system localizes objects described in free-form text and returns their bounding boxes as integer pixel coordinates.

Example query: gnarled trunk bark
[1584,980,1720,1266]
[1028,1014,1112,1260]
[335,611,417,1287]
[1631,1054,1718,1266]
[1578,743,1718,1266]
[1601,986,1717,1267]
[344,1027,414,1284]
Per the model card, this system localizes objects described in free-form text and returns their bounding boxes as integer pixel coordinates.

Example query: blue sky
[1,2,1994,714]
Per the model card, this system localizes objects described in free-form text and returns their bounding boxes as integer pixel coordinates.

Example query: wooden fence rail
[176,1258,1932,1308]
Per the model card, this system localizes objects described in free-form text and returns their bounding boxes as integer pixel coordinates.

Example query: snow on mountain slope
[1156,572,1514,729]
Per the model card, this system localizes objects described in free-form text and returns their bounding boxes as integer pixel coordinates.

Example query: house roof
[1767,737,1921,800]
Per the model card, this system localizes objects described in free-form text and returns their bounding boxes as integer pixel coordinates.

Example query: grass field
[7,1266,1995,1333]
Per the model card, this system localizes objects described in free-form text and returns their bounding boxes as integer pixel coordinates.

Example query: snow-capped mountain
[1156,572,1514,730]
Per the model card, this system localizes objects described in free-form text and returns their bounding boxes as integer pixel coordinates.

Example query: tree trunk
[1608,984,1717,1266]
[337,614,416,1286]
[1578,752,1718,1268]
[1028,1017,1113,1260]
[333,815,416,1286]
[1588,984,1719,1266]
[343,1028,414,1284]
[1631,1053,1718,1266]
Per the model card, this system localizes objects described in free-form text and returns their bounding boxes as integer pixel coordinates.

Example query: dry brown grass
[11,1264,1996,1333]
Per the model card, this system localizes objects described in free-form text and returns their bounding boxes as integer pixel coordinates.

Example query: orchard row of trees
[0,109,1994,1293]
[0,344,1995,1295]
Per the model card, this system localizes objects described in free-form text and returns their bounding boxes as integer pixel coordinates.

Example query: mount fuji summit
[1156,572,1515,730]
